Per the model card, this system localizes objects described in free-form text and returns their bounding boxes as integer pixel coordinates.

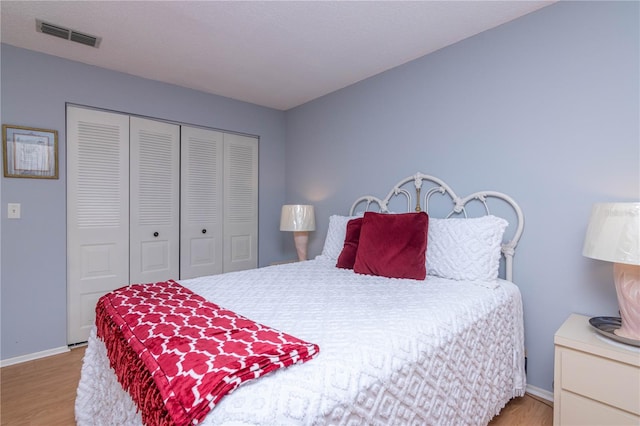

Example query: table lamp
[583,202,640,341]
[280,204,316,261]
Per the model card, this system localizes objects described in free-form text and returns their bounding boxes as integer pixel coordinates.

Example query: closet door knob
[153,232,159,237]
[202,229,207,234]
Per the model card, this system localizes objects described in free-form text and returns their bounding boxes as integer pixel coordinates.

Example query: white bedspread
[76,256,525,425]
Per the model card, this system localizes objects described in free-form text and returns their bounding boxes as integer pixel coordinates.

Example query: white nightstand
[553,313,640,425]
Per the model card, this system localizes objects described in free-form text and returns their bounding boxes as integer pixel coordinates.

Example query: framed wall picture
[2,124,58,179]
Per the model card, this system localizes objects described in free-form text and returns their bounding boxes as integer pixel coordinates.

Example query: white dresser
[553,314,640,425]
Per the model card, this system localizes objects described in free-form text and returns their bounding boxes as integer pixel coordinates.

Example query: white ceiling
[1,1,554,111]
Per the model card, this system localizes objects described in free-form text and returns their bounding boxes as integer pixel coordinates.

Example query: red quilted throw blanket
[95,279,319,426]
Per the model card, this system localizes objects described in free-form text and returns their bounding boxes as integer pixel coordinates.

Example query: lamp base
[589,316,640,348]
[293,231,309,261]
[613,262,640,340]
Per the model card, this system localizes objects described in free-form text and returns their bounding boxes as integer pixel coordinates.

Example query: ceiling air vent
[36,19,101,48]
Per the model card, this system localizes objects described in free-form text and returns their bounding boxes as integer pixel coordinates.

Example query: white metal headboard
[349,172,524,282]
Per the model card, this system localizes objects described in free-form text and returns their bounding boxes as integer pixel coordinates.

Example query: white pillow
[426,215,508,281]
[321,215,361,260]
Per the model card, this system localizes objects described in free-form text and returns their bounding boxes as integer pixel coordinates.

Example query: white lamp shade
[280,205,316,232]
[583,202,640,265]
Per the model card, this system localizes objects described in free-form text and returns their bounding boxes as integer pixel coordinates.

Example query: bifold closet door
[67,106,130,344]
[180,126,224,280]
[68,107,256,343]
[129,117,180,284]
[223,133,258,273]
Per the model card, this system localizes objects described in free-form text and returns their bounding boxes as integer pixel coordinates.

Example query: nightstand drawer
[560,347,640,415]
[559,391,640,426]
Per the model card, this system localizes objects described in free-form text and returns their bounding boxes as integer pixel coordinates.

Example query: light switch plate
[8,203,20,219]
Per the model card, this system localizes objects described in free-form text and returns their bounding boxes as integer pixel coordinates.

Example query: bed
[75,172,526,426]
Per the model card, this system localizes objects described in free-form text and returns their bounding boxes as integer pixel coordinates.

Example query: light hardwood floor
[1,347,553,425]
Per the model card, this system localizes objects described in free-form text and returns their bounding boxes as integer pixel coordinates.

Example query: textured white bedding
[76,256,525,425]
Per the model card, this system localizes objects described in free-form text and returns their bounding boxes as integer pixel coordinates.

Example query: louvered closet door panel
[129,117,180,284]
[223,133,258,272]
[67,106,129,344]
[180,126,224,279]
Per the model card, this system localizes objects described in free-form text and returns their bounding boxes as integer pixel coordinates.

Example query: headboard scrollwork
[349,172,524,282]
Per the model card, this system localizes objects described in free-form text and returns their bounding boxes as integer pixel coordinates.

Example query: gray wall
[285,1,639,393]
[0,44,288,359]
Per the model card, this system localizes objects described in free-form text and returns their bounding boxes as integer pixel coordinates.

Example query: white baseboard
[0,346,70,367]
[526,384,554,403]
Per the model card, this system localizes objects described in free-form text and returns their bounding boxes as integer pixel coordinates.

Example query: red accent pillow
[336,218,363,269]
[353,212,429,280]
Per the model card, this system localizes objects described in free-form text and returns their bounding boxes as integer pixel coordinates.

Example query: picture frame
[2,124,58,179]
